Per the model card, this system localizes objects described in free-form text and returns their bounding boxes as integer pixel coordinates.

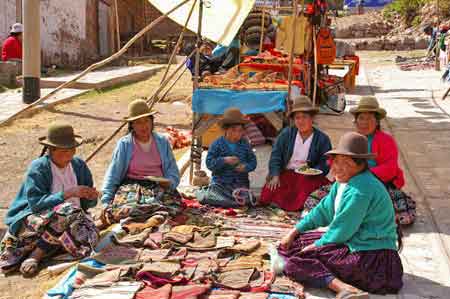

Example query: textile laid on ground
[0,202,98,272]
[47,205,311,299]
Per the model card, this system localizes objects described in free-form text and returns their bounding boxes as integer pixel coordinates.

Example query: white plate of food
[295,166,323,176]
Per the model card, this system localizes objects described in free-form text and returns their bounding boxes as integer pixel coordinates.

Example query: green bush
[412,15,422,27]
[382,0,427,24]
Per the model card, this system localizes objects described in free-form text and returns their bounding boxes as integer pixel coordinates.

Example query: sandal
[20,257,39,277]
[336,290,369,299]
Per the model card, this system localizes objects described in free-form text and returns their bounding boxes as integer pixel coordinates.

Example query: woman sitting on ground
[306,96,416,225]
[272,132,403,298]
[1,124,99,276]
[100,100,181,226]
[198,107,257,207]
[260,96,332,211]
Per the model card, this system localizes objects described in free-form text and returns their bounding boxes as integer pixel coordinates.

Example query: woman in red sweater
[1,23,23,62]
[305,96,416,225]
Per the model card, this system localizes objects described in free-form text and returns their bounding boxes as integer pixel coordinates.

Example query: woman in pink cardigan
[305,96,416,225]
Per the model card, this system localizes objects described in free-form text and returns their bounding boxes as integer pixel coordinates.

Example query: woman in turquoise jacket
[272,132,403,299]
[1,124,99,276]
[100,100,181,227]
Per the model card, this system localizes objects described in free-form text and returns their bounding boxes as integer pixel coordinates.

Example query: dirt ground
[0,68,193,299]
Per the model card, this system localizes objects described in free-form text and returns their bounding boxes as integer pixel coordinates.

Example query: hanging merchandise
[316,28,336,65]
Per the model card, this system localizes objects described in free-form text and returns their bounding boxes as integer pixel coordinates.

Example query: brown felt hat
[124,99,157,122]
[39,123,83,149]
[349,96,386,119]
[289,95,319,117]
[219,107,250,127]
[326,132,375,159]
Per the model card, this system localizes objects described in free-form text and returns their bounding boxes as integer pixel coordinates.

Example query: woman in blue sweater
[199,107,257,207]
[1,124,99,276]
[100,100,181,227]
[260,96,332,211]
[272,132,403,298]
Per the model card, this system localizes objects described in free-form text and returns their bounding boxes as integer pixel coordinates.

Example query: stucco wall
[40,0,88,67]
[0,0,18,44]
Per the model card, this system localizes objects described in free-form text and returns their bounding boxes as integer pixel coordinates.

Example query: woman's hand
[234,163,247,172]
[267,176,281,191]
[224,156,240,165]
[279,228,299,251]
[64,186,99,200]
[159,180,171,189]
[301,243,317,253]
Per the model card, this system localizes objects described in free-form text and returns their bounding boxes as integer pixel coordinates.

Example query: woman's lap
[1,202,98,272]
[279,232,403,294]
[261,170,329,211]
[103,179,182,225]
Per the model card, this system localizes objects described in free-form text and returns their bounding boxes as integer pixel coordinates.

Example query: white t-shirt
[50,161,80,207]
[334,182,347,215]
[287,132,314,170]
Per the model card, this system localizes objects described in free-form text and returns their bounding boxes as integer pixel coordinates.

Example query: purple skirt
[279,232,403,294]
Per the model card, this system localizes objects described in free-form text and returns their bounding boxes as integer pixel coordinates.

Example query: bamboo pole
[190,0,204,183]
[114,0,121,51]
[86,51,195,163]
[0,0,190,127]
[259,0,267,54]
[287,0,298,108]
[158,67,189,104]
[435,0,441,71]
[160,0,197,84]
[148,51,195,109]
[312,26,318,107]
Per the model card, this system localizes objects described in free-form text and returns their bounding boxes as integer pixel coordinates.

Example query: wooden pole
[160,0,197,84]
[190,0,204,183]
[312,26,318,107]
[287,0,298,109]
[0,0,190,127]
[86,51,195,163]
[259,0,267,54]
[148,51,195,109]
[193,0,203,90]
[114,0,121,51]
[435,0,441,71]
[158,67,189,104]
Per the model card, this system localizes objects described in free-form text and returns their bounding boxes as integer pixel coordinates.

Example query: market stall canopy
[148,0,256,46]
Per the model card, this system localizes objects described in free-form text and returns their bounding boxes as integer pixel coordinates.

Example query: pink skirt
[260,170,329,211]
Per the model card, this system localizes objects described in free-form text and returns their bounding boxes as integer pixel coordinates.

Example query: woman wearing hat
[199,107,257,207]
[306,96,416,225]
[271,132,403,298]
[100,100,181,225]
[260,96,332,211]
[351,96,415,225]
[2,23,23,62]
[1,124,99,276]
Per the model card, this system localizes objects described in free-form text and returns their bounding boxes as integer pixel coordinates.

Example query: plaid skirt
[0,202,98,273]
[304,183,416,226]
[102,178,182,226]
[280,232,403,294]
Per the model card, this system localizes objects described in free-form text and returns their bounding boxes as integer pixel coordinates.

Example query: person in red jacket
[2,23,23,62]
[305,96,416,226]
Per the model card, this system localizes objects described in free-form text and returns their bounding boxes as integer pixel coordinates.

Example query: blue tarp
[192,89,287,115]
[344,0,392,7]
